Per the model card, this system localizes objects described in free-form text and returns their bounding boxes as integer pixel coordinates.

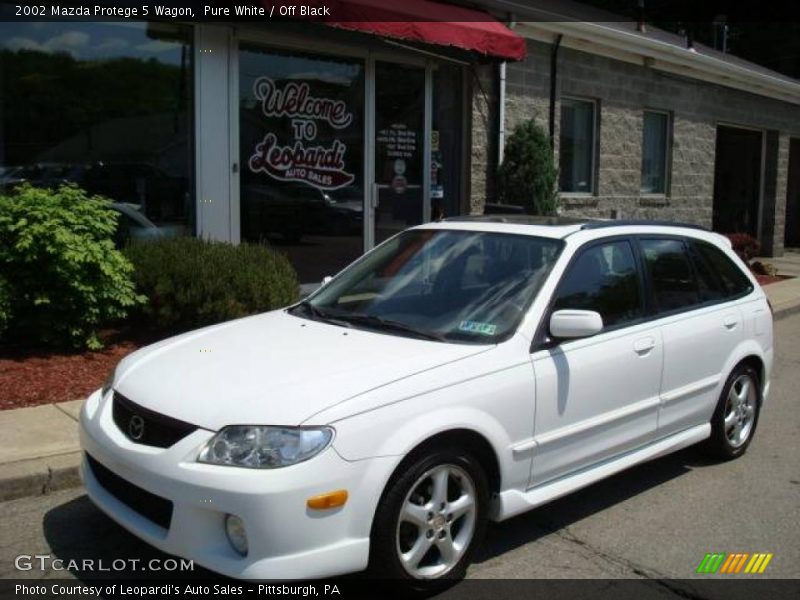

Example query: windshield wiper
[329,313,447,342]
[290,301,353,328]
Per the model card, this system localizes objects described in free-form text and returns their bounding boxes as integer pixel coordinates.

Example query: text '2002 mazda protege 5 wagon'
[79,217,773,590]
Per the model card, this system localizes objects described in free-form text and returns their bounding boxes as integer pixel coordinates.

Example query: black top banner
[2,0,800,23]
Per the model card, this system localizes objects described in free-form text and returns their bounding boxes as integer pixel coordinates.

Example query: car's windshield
[293,228,563,344]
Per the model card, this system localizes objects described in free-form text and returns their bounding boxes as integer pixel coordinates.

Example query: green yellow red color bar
[696,552,773,574]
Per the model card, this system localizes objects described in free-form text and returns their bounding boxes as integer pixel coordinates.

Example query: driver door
[529,239,663,486]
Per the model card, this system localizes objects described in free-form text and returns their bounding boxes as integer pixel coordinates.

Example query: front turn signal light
[307,489,348,510]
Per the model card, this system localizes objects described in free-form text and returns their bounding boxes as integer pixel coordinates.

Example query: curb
[0,452,82,503]
[772,302,800,320]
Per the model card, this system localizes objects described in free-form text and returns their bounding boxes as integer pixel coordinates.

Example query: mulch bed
[0,329,164,411]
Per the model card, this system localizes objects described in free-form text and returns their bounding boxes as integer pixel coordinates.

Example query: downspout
[548,34,563,149]
[498,61,507,166]
[497,17,516,167]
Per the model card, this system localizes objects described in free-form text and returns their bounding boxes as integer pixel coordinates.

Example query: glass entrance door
[236,43,464,284]
[372,61,426,244]
[238,45,365,284]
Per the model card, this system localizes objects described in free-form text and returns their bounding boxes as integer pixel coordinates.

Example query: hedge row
[0,184,299,349]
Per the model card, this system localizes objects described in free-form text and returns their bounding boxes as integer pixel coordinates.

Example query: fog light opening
[225,514,248,556]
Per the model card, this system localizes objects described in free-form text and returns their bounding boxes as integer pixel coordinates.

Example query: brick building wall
[470,38,800,256]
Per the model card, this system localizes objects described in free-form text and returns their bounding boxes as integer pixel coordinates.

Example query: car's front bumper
[78,389,394,579]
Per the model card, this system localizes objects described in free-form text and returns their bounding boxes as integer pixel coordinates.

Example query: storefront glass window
[239,45,365,284]
[0,22,194,239]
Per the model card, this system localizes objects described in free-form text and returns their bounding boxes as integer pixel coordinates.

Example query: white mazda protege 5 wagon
[79,218,773,589]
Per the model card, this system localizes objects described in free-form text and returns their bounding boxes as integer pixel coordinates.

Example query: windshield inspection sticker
[458,321,497,336]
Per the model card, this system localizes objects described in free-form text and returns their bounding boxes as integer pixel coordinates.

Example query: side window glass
[689,245,726,303]
[641,239,700,313]
[693,241,754,298]
[554,241,643,329]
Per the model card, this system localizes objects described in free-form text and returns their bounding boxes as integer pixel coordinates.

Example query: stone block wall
[470,37,800,256]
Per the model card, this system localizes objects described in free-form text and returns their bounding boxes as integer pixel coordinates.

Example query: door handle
[633,337,656,355]
[723,315,739,330]
[371,183,380,209]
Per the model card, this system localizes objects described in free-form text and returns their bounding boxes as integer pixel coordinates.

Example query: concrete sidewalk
[0,400,83,501]
[3,278,800,503]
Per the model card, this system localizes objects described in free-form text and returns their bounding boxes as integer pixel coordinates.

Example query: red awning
[261,0,527,62]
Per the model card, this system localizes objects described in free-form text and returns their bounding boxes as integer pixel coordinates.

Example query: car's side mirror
[321,275,333,286]
[549,309,603,340]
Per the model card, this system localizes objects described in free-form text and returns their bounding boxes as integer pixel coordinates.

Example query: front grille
[112,392,197,448]
[87,454,173,529]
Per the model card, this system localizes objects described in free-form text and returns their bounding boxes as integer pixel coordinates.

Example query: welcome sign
[248,76,356,190]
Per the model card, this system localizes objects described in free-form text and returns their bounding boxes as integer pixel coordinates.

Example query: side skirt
[490,423,710,521]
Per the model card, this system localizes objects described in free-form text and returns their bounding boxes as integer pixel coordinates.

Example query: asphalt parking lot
[1,313,798,586]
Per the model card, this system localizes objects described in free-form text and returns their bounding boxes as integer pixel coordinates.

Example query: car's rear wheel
[705,363,761,459]
[368,448,488,591]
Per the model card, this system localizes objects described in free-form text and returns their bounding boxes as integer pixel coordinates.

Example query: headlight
[197,425,334,469]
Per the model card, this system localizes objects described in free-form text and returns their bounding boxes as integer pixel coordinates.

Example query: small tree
[497,119,558,215]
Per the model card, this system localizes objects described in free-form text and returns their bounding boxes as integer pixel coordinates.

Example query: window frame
[689,239,755,302]
[635,235,755,319]
[685,241,729,304]
[640,109,672,197]
[558,96,599,196]
[533,235,648,351]
[532,233,757,353]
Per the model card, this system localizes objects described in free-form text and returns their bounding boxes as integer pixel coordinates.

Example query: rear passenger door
[529,239,663,486]
[638,238,746,436]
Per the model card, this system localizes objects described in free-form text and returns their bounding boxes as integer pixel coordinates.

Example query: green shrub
[497,118,558,215]
[124,237,299,331]
[0,184,144,349]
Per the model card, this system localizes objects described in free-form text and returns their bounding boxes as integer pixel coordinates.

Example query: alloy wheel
[724,373,757,448]
[395,464,477,579]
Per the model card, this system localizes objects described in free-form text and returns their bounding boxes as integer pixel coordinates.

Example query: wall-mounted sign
[248,76,355,190]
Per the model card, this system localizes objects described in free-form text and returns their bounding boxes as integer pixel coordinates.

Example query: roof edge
[516,21,800,106]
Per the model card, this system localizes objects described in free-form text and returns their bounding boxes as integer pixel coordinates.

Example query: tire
[368,447,489,592]
[705,363,761,460]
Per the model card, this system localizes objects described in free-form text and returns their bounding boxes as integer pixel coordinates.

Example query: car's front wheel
[706,363,761,459]
[369,448,488,590]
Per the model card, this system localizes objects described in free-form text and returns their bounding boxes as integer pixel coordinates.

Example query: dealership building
[2,1,799,287]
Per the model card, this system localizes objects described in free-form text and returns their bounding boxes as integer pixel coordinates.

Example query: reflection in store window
[0,21,194,239]
[432,64,464,221]
[239,46,365,284]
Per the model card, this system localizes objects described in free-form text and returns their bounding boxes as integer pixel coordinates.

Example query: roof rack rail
[579,219,708,231]
[442,214,592,226]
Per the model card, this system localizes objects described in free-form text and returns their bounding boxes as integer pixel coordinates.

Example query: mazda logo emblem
[128,415,145,441]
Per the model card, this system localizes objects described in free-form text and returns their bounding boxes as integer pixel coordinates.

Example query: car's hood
[114,310,490,431]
